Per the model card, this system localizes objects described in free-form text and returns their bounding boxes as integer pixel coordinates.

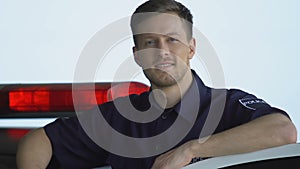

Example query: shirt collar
[147,70,206,123]
[173,70,205,123]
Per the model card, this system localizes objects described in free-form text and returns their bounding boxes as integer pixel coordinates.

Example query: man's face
[133,13,195,87]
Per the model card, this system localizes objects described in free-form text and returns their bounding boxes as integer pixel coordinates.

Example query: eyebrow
[166,32,181,37]
[139,32,181,39]
[139,31,181,36]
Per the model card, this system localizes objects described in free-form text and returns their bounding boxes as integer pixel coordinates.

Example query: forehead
[133,13,187,37]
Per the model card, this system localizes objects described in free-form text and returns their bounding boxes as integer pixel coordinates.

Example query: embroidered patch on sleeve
[239,97,268,110]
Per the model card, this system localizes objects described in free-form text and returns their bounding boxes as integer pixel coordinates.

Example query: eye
[145,39,156,46]
[168,37,179,43]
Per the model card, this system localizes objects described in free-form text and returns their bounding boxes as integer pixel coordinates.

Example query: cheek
[135,49,153,64]
[171,47,189,60]
[138,55,154,68]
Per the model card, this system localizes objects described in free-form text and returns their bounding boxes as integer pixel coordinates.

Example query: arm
[151,113,297,169]
[16,128,52,169]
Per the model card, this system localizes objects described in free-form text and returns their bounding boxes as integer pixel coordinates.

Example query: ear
[188,38,196,59]
[133,46,142,67]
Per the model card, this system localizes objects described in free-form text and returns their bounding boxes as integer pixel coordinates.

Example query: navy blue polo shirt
[44,70,288,169]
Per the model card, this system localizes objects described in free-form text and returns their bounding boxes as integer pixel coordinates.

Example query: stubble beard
[143,66,189,88]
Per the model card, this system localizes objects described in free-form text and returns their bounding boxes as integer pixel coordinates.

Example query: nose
[157,40,170,58]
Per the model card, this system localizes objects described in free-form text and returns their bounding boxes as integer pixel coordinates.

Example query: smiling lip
[154,62,175,70]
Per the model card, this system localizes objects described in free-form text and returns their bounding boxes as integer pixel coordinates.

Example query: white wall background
[0,0,299,141]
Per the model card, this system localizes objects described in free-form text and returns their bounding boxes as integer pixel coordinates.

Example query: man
[17,0,297,169]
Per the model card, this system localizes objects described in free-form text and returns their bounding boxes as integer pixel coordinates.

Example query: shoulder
[226,88,253,99]
[225,88,272,111]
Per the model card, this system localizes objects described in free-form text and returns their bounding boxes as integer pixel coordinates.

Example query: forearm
[16,128,53,169]
[189,113,297,158]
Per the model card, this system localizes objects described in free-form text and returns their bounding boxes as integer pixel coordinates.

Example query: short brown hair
[131,0,193,45]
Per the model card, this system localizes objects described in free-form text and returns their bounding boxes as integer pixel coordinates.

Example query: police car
[185,144,300,169]
[0,82,149,169]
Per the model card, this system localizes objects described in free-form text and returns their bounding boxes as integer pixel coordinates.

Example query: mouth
[154,62,175,70]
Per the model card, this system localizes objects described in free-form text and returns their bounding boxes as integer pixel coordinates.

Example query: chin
[144,69,180,87]
[153,79,177,88]
[149,75,178,87]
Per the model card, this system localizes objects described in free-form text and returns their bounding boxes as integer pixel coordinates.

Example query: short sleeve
[44,111,109,169]
[219,89,290,130]
[237,94,289,120]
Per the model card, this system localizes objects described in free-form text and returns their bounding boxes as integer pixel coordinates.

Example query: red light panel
[9,90,50,111]
[1,82,149,113]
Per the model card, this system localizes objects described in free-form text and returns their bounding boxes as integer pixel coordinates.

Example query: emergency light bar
[0,82,149,140]
[0,82,149,116]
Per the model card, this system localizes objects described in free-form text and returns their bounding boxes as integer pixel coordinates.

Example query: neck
[152,70,193,109]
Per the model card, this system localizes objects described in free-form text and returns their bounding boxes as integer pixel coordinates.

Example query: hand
[151,142,194,169]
